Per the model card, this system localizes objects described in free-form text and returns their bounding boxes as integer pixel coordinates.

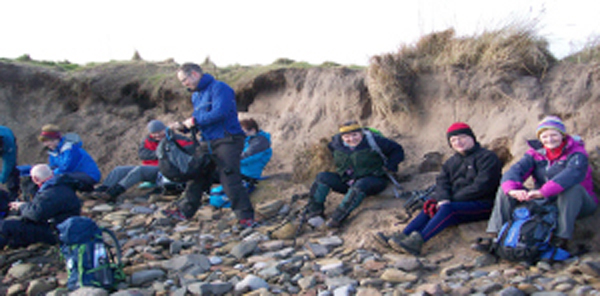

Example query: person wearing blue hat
[90,120,191,202]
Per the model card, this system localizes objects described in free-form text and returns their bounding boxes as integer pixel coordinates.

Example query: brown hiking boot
[389,231,424,256]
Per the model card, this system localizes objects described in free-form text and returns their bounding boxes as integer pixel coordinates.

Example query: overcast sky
[2,0,598,66]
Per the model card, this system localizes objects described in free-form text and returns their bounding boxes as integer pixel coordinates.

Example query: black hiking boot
[389,231,424,256]
[305,201,325,219]
[471,237,494,254]
[373,232,407,249]
[326,208,348,228]
[105,184,126,203]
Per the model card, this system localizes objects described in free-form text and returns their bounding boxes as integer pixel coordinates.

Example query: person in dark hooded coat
[0,164,81,248]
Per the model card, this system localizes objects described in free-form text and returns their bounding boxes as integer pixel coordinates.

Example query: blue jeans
[404,200,493,242]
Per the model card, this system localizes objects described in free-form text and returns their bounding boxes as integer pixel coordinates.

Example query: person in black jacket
[0,164,81,248]
[305,121,405,228]
[376,122,502,256]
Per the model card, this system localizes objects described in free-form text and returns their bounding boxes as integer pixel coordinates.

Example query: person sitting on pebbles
[38,124,101,190]
[375,122,502,256]
[304,121,405,228]
[89,120,191,202]
[482,116,598,252]
[0,164,81,249]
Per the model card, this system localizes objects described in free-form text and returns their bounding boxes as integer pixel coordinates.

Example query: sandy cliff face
[2,61,600,175]
[1,60,599,251]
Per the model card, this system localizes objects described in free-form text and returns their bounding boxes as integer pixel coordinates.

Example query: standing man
[0,126,20,200]
[170,63,255,226]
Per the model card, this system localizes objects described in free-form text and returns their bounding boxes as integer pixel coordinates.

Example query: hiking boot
[326,208,347,228]
[89,191,111,201]
[162,209,187,221]
[389,231,424,256]
[239,218,258,229]
[373,232,407,249]
[105,184,126,203]
[93,185,109,193]
[471,237,493,254]
[304,202,324,219]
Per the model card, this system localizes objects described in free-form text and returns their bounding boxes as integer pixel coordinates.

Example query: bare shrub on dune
[291,138,334,184]
[367,23,555,121]
[563,35,600,64]
[367,52,416,118]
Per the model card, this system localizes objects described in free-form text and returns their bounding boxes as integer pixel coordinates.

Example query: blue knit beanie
[147,120,166,134]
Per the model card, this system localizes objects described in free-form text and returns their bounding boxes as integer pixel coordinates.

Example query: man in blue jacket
[0,126,20,200]
[0,164,81,248]
[38,124,101,190]
[169,63,255,226]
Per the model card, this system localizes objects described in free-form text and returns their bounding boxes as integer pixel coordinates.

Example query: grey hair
[178,63,203,76]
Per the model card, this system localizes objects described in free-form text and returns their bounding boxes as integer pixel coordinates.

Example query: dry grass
[291,138,334,184]
[367,23,556,118]
[562,36,600,63]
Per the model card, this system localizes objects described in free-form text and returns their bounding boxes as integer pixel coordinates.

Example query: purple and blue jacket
[501,135,598,204]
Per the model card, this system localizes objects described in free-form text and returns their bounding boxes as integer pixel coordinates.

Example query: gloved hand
[423,199,438,218]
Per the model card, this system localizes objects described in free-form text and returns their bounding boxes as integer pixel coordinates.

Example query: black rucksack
[490,202,569,263]
[57,216,125,291]
[156,128,213,183]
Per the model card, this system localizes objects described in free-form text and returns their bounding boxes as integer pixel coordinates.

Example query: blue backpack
[491,202,569,263]
[209,179,258,209]
[57,216,125,291]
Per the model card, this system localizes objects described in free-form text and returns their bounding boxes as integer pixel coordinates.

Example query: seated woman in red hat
[376,122,502,256]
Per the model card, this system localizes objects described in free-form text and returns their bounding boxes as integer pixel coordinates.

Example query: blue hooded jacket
[191,74,245,141]
[47,137,101,182]
[241,130,273,179]
[0,126,17,184]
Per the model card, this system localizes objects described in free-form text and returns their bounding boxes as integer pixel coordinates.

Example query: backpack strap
[362,129,403,196]
[100,228,123,268]
[362,129,387,164]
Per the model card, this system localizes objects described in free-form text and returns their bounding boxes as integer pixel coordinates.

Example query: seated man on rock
[375,122,502,256]
[90,120,191,202]
[0,164,81,248]
[305,121,405,228]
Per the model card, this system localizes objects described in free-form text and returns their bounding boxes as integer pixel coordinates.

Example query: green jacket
[329,132,404,182]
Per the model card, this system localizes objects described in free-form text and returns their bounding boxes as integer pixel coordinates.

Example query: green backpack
[57,216,126,291]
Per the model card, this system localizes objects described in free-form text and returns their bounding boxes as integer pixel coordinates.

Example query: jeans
[102,165,160,189]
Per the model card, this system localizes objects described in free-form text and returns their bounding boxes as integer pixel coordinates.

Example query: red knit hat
[446,122,476,143]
